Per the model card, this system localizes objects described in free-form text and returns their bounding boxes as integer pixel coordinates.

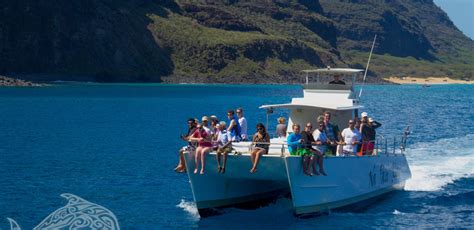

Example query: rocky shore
[0,76,48,87]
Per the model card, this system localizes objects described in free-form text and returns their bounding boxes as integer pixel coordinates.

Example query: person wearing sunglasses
[189,123,213,175]
[250,123,270,173]
[236,108,248,141]
[175,118,197,173]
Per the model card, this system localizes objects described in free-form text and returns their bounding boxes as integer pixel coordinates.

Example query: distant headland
[0,76,48,87]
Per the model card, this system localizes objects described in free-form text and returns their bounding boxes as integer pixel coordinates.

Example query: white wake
[177,199,200,220]
[404,134,474,191]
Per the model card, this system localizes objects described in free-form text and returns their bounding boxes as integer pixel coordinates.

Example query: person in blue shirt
[226,110,241,142]
[287,124,302,156]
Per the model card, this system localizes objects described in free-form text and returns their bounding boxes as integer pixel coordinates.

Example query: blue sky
[434,0,474,39]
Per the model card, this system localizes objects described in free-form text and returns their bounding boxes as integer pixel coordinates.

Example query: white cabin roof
[302,68,364,74]
[259,103,364,111]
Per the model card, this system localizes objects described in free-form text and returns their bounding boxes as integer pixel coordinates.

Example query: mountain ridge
[0,0,472,83]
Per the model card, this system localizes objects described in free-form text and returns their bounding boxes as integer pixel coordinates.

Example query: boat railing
[231,136,408,157]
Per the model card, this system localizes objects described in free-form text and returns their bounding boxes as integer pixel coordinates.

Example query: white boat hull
[284,154,411,214]
[184,151,411,216]
[184,151,289,216]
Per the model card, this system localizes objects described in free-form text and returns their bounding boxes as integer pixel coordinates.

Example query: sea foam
[177,199,200,220]
[404,134,474,191]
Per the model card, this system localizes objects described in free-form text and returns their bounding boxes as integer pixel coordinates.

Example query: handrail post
[393,137,396,155]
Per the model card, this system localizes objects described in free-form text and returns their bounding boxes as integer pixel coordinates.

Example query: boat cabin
[260,68,364,136]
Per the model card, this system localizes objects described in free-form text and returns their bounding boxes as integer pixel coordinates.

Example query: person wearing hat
[216,121,232,174]
[367,117,382,154]
[201,116,212,136]
[360,112,380,155]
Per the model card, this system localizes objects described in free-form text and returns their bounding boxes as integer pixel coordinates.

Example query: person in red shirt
[189,124,213,174]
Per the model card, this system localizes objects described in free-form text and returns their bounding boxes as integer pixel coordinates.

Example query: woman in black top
[250,123,270,173]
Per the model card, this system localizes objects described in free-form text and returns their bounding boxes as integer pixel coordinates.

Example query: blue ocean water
[0,84,473,229]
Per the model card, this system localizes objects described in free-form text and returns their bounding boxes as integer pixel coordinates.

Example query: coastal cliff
[0,0,472,83]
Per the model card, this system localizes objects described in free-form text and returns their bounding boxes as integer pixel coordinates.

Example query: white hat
[202,116,209,121]
[361,112,368,117]
[210,115,218,120]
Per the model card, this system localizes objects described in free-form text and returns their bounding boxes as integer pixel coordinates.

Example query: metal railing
[196,126,411,158]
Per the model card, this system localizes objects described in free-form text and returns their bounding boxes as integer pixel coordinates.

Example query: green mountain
[1,0,472,83]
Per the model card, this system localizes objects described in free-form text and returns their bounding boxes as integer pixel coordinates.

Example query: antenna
[359,34,377,98]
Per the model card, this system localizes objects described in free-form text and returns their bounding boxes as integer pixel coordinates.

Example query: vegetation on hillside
[0,0,472,82]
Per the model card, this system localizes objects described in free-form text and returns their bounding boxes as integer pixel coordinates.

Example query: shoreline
[384,76,472,85]
[0,75,49,87]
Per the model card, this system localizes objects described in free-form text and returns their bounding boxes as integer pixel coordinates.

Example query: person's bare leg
[216,151,222,173]
[302,155,307,174]
[179,151,187,172]
[200,147,210,174]
[250,150,256,165]
[312,154,320,176]
[222,152,228,174]
[251,149,264,173]
[303,155,312,176]
[249,150,256,172]
[194,147,201,174]
[175,149,185,171]
[319,155,327,176]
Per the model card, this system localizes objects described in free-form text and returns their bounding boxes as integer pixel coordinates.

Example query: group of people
[174,108,249,174]
[286,111,381,176]
[174,108,381,177]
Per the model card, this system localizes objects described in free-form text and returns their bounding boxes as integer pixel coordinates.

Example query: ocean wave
[404,134,474,191]
[429,190,474,206]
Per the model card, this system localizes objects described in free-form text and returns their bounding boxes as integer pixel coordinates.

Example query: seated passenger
[276,117,288,138]
[210,116,219,137]
[189,124,213,175]
[329,74,346,85]
[250,123,270,173]
[341,120,361,156]
[312,121,328,175]
[210,117,219,150]
[287,124,302,156]
[216,121,232,174]
[201,116,213,136]
[300,123,326,176]
[175,118,197,173]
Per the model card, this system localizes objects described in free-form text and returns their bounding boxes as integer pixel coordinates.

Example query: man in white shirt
[341,119,361,156]
[236,108,248,141]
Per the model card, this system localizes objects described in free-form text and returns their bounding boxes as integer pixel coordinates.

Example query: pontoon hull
[184,152,289,215]
[184,152,411,216]
[284,155,411,215]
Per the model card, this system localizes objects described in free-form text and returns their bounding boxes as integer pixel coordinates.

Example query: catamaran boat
[183,68,412,217]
